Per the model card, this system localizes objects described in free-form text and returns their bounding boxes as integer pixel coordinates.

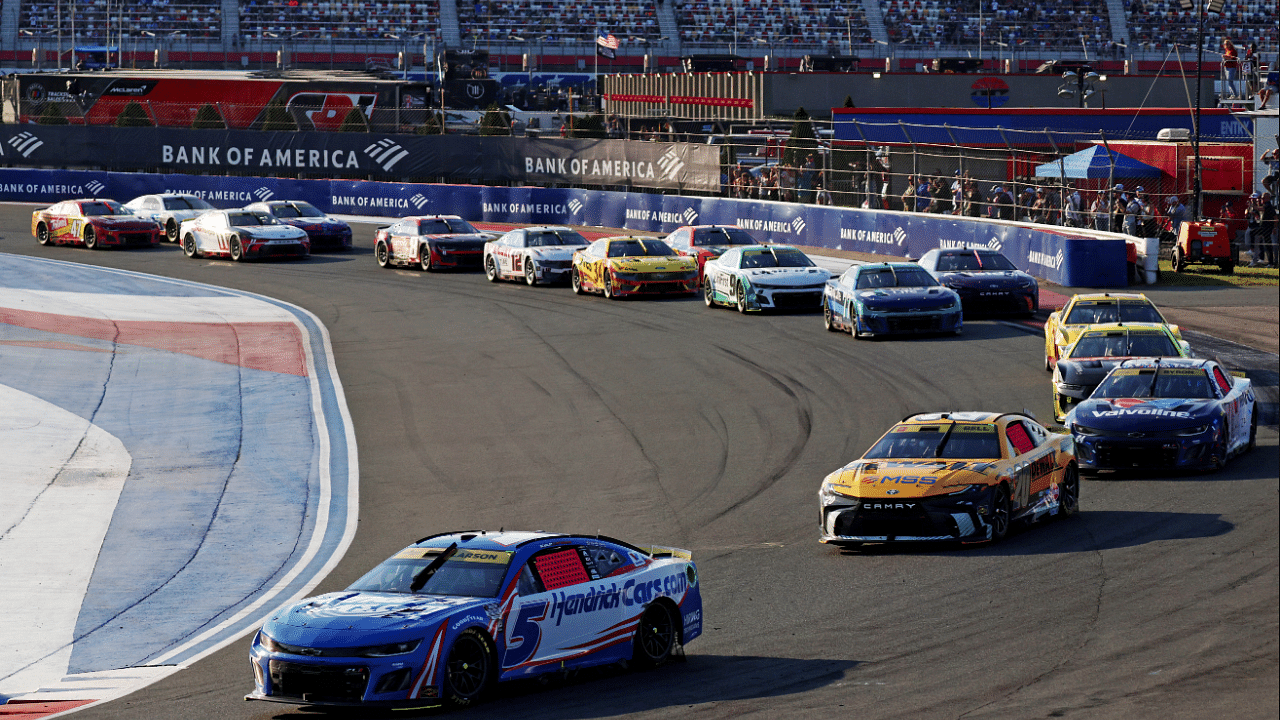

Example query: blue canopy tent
[1034,145,1163,179]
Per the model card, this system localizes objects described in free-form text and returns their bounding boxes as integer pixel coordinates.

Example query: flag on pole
[596,32,619,59]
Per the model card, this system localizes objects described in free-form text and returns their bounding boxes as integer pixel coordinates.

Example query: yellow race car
[570,236,699,299]
[819,412,1078,546]
[1042,292,1181,371]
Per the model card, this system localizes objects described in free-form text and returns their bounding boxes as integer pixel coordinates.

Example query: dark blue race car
[917,247,1038,316]
[822,262,963,338]
[247,531,702,710]
[1065,358,1258,474]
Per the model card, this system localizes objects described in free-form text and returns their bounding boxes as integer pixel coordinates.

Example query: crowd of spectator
[22,0,221,40]
[881,0,1112,53]
[675,0,872,49]
[458,0,660,46]
[238,0,441,40]
[1126,0,1277,55]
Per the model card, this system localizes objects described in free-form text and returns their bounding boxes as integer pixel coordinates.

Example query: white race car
[180,209,310,261]
[702,245,832,312]
[484,226,589,285]
[123,193,217,242]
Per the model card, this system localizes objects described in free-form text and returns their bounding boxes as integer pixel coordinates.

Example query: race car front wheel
[735,281,748,313]
[603,273,618,300]
[524,259,537,286]
[823,302,838,332]
[633,602,676,668]
[485,255,499,282]
[1059,465,1079,517]
[1248,407,1258,452]
[83,226,99,250]
[571,269,584,295]
[183,234,199,259]
[229,236,244,262]
[36,223,51,246]
[443,629,494,707]
[419,245,434,272]
[989,484,1011,542]
[704,279,717,308]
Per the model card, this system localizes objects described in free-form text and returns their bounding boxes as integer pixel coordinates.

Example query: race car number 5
[502,601,548,668]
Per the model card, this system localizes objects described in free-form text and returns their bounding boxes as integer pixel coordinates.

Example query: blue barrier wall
[0,168,1128,287]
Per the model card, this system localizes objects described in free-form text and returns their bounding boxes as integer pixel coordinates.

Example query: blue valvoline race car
[1065,358,1258,474]
[822,262,963,338]
[247,531,702,710]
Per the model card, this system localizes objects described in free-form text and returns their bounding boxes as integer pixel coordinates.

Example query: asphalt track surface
[2,205,1277,720]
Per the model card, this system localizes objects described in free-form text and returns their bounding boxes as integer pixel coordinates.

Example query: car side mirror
[1179,340,1192,357]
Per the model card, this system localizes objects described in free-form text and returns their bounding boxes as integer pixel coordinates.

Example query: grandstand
[5,0,1276,62]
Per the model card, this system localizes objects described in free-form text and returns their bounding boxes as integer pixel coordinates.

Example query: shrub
[114,100,153,127]
[192,103,226,129]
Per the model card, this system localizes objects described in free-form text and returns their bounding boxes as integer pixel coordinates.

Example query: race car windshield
[855,267,938,289]
[1064,300,1163,325]
[418,218,479,234]
[80,202,125,216]
[1070,332,1178,358]
[273,202,325,218]
[935,250,1017,272]
[693,227,756,246]
[528,230,588,247]
[863,424,1002,460]
[227,212,276,226]
[607,239,676,257]
[741,248,814,268]
[1093,368,1216,399]
[164,197,213,210]
[347,546,515,598]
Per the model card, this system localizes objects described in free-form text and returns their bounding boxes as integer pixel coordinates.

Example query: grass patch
[1155,259,1278,287]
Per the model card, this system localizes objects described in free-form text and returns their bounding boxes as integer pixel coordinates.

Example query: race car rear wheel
[1059,465,1079,517]
[704,279,717,307]
[182,234,199,259]
[443,629,494,707]
[524,259,537,286]
[1248,407,1258,451]
[83,226,99,250]
[484,255,499,282]
[36,223,51,246]
[375,241,391,268]
[989,484,1011,542]
[165,219,178,242]
[229,236,244,262]
[632,601,676,668]
[571,269,584,295]
[735,281,748,313]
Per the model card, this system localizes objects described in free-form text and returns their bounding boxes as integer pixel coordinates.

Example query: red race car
[374,215,497,271]
[32,199,163,250]
[661,225,761,286]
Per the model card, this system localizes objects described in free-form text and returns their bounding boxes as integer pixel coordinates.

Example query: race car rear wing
[641,545,693,560]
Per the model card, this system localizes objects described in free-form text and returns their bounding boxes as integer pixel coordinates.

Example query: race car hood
[525,245,581,261]
[937,270,1032,288]
[1055,358,1128,387]
[163,209,206,222]
[1071,397,1220,431]
[856,286,956,311]
[609,256,697,273]
[93,216,159,230]
[273,591,489,632]
[234,224,308,240]
[826,458,1000,499]
[743,267,831,286]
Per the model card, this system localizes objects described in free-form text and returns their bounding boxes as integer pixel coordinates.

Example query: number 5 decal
[501,600,548,668]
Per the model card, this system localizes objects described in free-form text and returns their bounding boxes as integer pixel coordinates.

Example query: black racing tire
[1045,350,1054,372]
[603,273,618,300]
[375,240,391,268]
[83,225,99,250]
[524,259,537,286]
[704,278,717,307]
[850,305,866,339]
[36,223,51,246]
[1247,406,1258,452]
[823,302,838,332]
[442,629,494,708]
[182,234,199,258]
[571,268,584,295]
[735,280,748,313]
[229,236,244,262]
[989,483,1011,542]
[484,254,500,282]
[419,244,434,272]
[165,219,179,242]
[632,602,677,669]
[1059,464,1080,517]
[1208,422,1230,471]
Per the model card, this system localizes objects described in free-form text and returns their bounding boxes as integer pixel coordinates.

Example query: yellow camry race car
[819,412,1078,546]
[1042,292,1181,371]
[571,236,699,299]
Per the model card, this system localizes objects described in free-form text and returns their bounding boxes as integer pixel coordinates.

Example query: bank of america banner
[0,126,719,192]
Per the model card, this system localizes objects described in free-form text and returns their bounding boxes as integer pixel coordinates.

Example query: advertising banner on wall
[0,168,1127,287]
[0,126,720,192]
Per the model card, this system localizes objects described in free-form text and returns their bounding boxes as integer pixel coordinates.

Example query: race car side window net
[533,548,591,590]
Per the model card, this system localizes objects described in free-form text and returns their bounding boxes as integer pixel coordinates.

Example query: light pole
[1179,0,1224,219]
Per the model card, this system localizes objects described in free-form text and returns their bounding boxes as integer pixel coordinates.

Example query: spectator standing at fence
[1030,187,1052,224]
[1249,192,1276,266]
[815,180,833,206]
[964,180,983,217]
[1112,184,1129,232]
[902,176,916,212]
[779,163,797,202]
[798,154,818,203]
[951,178,965,215]
[1243,42,1260,98]
[1092,192,1111,231]
[1166,196,1190,238]
[1064,189,1084,227]
[916,178,934,213]
[1124,187,1147,236]
[1221,38,1240,99]
[847,159,865,208]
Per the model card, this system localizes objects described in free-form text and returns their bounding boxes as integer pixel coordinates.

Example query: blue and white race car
[702,244,831,312]
[247,531,702,710]
[822,262,963,338]
[1066,358,1257,474]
